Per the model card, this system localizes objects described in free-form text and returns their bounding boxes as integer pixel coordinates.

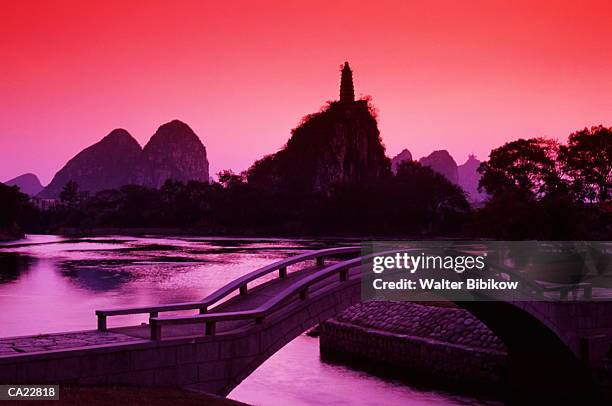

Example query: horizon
[2,0,612,184]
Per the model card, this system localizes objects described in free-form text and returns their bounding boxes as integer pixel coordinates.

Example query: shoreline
[42,228,469,240]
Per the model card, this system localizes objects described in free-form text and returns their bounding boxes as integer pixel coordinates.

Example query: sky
[1,0,611,185]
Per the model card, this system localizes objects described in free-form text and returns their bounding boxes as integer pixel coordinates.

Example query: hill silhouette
[419,150,459,184]
[5,173,43,196]
[391,149,413,174]
[39,129,142,198]
[247,63,390,192]
[38,120,209,198]
[458,154,487,203]
[138,120,209,188]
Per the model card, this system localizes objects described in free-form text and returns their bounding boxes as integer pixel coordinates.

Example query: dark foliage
[247,100,390,193]
[475,132,611,239]
[478,138,562,198]
[0,183,33,239]
[25,161,470,237]
[559,125,611,203]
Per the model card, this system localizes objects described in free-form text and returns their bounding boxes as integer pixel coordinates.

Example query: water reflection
[0,252,34,283]
[59,260,138,292]
[230,335,503,406]
[0,235,312,335]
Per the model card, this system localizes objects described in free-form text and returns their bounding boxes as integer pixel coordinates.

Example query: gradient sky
[1,0,611,185]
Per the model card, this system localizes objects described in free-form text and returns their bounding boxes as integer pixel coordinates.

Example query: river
[0,235,502,406]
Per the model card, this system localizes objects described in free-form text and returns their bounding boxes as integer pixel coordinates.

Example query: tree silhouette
[478,138,562,199]
[559,126,611,202]
[60,181,80,206]
[0,183,31,238]
[217,170,245,188]
[0,183,30,227]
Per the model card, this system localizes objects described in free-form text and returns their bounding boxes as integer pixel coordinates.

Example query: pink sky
[1,0,611,185]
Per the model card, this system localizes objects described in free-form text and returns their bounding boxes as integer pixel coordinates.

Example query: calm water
[0,235,501,406]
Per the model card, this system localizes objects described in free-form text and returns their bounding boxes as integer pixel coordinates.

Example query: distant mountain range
[4,113,483,203]
[36,120,209,198]
[7,142,485,203]
[391,149,486,202]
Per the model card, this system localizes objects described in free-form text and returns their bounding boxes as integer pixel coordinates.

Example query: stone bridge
[0,246,611,401]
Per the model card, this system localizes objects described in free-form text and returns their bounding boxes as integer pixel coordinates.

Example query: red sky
[1,0,611,184]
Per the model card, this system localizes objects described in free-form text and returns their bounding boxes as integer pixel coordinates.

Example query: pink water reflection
[230,335,502,406]
[0,235,311,336]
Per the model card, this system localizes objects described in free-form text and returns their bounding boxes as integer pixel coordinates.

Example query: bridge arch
[457,300,593,400]
[188,279,593,401]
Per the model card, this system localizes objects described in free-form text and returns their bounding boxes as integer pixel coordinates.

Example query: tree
[472,187,590,240]
[0,183,30,226]
[478,138,562,199]
[473,134,611,239]
[217,170,245,188]
[60,181,80,207]
[559,126,612,202]
[0,183,31,239]
[393,161,470,232]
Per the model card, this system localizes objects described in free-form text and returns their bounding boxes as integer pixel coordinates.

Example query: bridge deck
[0,330,145,358]
[0,262,333,358]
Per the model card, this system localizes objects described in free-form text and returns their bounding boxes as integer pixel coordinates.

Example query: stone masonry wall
[320,302,508,386]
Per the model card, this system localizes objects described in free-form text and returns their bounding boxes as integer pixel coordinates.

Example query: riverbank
[51,227,441,240]
[320,302,508,393]
[0,225,24,241]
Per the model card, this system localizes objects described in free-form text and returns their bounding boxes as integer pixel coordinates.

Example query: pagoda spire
[339,61,355,103]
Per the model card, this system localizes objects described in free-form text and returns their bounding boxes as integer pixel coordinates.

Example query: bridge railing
[486,260,593,300]
[95,246,360,331]
[148,247,601,339]
[445,248,594,300]
[149,253,370,339]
